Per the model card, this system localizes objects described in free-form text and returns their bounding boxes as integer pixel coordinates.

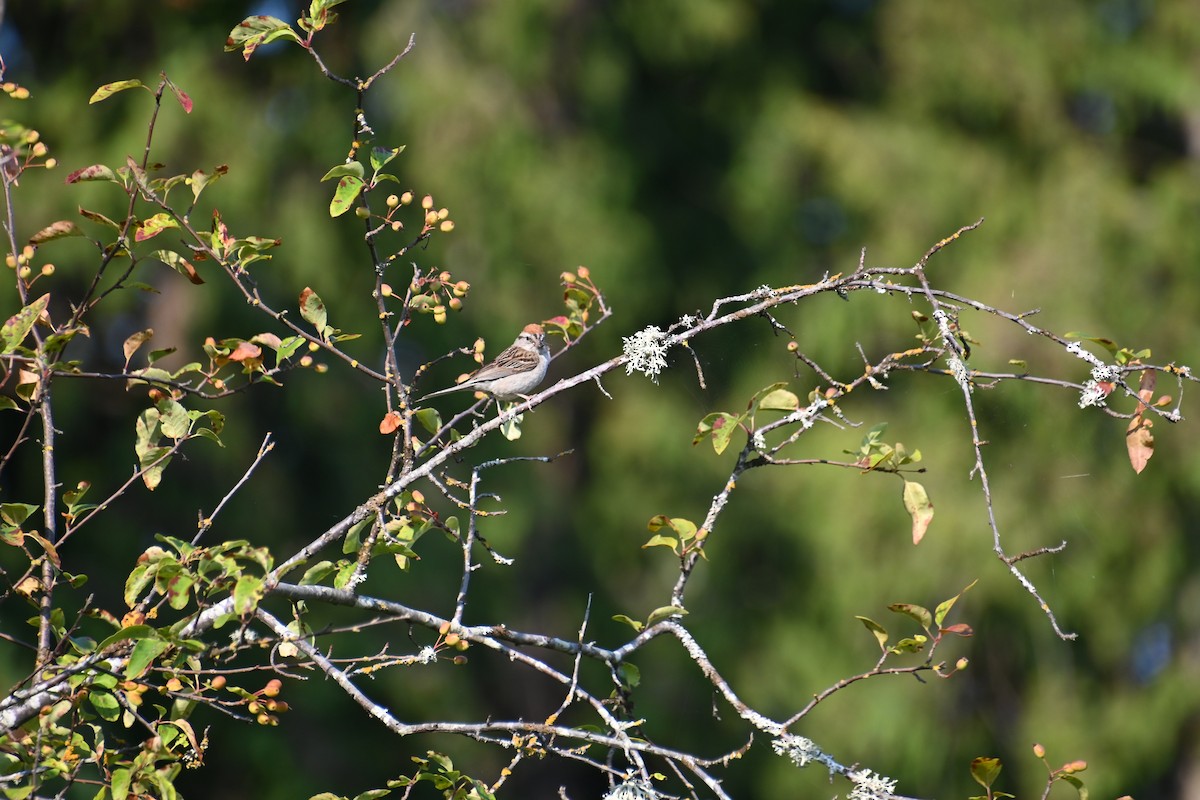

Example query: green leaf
[2,293,49,354]
[139,446,173,491]
[1063,332,1118,356]
[125,636,170,679]
[299,561,337,586]
[89,79,147,104]
[969,756,1002,789]
[412,407,442,434]
[0,502,39,526]
[499,410,524,441]
[645,605,687,626]
[123,564,154,608]
[29,220,84,244]
[166,573,194,610]
[888,602,933,631]
[329,175,364,217]
[856,422,888,454]
[157,398,190,439]
[343,517,372,554]
[648,609,686,628]
[275,335,306,361]
[1059,774,1088,799]
[934,579,978,628]
[890,635,927,653]
[67,166,119,185]
[693,412,742,455]
[190,165,228,202]
[299,287,328,332]
[135,212,179,242]
[618,662,641,688]
[756,387,800,412]
[902,480,934,544]
[647,515,697,541]
[97,625,157,653]
[641,533,678,552]
[128,367,175,389]
[855,615,889,650]
[150,249,204,285]
[225,16,302,60]
[147,347,178,365]
[233,574,265,615]
[320,162,365,181]
[88,690,121,722]
[369,146,405,172]
[62,482,90,506]
[135,406,165,458]
[611,615,643,632]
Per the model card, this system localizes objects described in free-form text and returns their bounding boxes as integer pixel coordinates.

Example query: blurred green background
[2,1,1200,798]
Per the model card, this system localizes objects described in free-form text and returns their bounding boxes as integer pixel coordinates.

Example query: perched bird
[422,323,550,402]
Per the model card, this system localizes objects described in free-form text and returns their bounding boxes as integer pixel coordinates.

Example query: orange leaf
[1126,415,1154,474]
[227,341,262,362]
[1136,368,1156,401]
[379,411,402,435]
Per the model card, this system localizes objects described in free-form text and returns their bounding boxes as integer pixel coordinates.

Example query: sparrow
[421,323,550,402]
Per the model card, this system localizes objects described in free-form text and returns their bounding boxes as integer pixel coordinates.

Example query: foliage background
[2,1,1199,798]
